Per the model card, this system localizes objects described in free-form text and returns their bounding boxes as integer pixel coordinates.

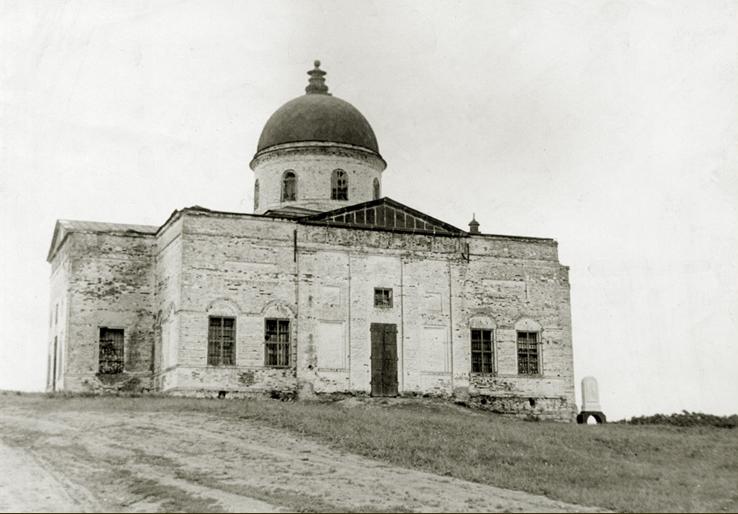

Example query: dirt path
[0,398,602,512]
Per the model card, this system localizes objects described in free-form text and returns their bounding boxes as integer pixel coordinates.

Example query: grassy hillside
[7,393,738,512]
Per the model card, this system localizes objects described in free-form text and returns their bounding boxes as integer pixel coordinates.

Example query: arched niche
[514,317,542,332]
[468,314,497,330]
[260,300,296,319]
[206,298,242,317]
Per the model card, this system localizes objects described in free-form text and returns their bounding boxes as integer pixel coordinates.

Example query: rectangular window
[471,329,493,373]
[517,331,540,375]
[99,327,124,374]
[208,317,235,366]
[374,288,393,308]
[265,319,290,367]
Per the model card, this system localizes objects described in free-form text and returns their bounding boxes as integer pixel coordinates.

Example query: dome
[256,61,380,155]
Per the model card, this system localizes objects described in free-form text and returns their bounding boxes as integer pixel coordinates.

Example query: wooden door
[370,323,398,397]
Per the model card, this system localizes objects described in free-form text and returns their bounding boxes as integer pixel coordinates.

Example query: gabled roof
[298,197,466,236]
[47,219,158,262]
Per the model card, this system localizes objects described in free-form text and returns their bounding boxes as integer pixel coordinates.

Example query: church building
[46,61,577,421]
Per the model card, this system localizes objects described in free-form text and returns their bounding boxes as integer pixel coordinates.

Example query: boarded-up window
[99,327,124,374]
[208,317,235,366]
[471,329,493,374]
[331,169,348,200]
[425,292,443,312]
[265,319,290,367]
[423,326,448,372]
[317,322,344,369]
[517,331,540,375]
[321,285,340,308]
[374,288,393,308]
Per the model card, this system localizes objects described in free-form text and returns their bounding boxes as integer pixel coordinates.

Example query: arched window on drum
[331,169,348,200]
[282,170,297,202]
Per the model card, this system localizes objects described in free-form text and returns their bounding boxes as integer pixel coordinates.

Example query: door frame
[370,323,398,397]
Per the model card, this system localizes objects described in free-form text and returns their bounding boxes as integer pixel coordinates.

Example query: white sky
[1,0,736,419]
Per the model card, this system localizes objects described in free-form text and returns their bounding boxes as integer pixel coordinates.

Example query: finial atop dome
[468,213,480,234]
[305,59,331,95]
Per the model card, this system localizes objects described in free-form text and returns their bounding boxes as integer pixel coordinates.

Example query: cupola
[250,61,386,215]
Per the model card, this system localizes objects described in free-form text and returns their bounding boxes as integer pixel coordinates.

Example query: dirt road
[0,397,600,512]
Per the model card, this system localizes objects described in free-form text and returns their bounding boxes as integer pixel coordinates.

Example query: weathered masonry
[47,61,577,421]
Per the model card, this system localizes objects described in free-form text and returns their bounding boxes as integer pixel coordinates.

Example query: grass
[6,392,738,512]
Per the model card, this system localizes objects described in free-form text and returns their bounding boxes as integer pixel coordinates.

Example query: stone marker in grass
[577,376,607,424]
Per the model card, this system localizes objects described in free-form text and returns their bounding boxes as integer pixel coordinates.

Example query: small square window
[374,288,393,308]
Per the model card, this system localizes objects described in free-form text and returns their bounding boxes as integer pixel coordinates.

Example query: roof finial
[468,213,480,234]
[305,59,330,95]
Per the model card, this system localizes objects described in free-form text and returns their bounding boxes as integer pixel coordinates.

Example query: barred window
[99,327,124,374]
[208,317,235,366]
[265,319,290,367]
[282,170,297,202]
[331,169,348,200]
[471,329,493,373]
[374,288,393,308]
[517,331,540,375]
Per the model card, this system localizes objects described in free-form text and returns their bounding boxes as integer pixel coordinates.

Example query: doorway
[370,323,398,397]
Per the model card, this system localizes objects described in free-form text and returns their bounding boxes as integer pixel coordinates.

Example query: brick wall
[50,209,575,420]
[47,243,70,391]
[56,231,156,392]
[165,212,298,394]
[153,217,183,390]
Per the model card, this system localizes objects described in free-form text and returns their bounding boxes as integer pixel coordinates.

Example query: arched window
[331,169,348,200]
[514,318,542,376]
[373,178,380,200]
[254,179,259,210]
[282,170,296,202]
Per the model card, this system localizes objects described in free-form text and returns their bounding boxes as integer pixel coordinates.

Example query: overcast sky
[1,0,736,419]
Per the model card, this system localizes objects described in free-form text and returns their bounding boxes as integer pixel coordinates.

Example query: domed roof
[256,61,380,155]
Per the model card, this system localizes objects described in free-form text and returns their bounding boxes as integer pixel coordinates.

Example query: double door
[370,323,398,397]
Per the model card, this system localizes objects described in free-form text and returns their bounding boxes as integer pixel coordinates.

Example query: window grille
[99,327,124,374]
[374,288,393,308]
[254,179,259,210]
[373,178,380,199]
[282,171,296,202]
[517,331,540,375]
[331,169,348,200]
[208,317,235,366]
[471,329,493,373]
[265,319,290,367]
